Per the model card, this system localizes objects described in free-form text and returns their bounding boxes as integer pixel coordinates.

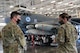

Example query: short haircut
[10,11,21,19]
[59,13,71,20]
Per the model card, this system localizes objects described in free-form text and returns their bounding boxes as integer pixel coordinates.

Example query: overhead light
[65,9,68,11]
[53,12,56,14]
[73,5,79,7]
[19,7,34,12]
[41,0,44,2]
[59,9,64,11]
[69,4,74,6]
[64,3,68,5]
[32,7,36,10]
[50,15,53,16]
[2,18,5,20]
[52,9,55,11]
[56,12,59,14]
[44,13,47,14]
[9,12,12,14]
[35,12,38,14]
[67,10,70,11]
[0,23,6,26]
[51,1,56,3]
[70,7,73,8]
[0,15,3,17]
[71,10,73,12]
[48,12,51,14]
[75,5,80,7]
[10,5,14,8]
[47,8,50,10]
[56,9,60,11]
[57,2,62,4]
[59,12,62,14]
[40,8,43,10]
[39,12,42,14]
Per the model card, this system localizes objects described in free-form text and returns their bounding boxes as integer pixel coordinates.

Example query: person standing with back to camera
[1,11,27,53]
[56,13,78,53]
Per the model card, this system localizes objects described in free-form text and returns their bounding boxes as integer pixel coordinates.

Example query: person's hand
[23,45,27,51]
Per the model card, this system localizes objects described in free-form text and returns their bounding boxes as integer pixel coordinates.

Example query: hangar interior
[0,0,80,53]
[0,0,80,18]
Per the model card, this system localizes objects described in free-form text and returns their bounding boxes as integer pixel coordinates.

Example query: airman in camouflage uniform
[1,11,26,53]
[56,13,78,53]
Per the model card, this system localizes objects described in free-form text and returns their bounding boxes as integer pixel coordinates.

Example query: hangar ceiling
[0,0,80,18]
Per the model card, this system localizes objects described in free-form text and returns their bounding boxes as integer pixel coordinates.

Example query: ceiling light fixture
[71,10,73,12]
[9,12,12,14]
[73,5,78,7]
[47,8,50,10]
[53,12,56,14]
[35,12,38,14]
[57,2,62,4]
[51,1,56,3]
[0,15,3,17]
[48,12,51,14]
[0,23,6,26]
[41,0,44,2]
[67,10,70,11]
[50,15,53,16]
[10,5,14,8]
[64,3,68,5]
[65,9,68,11]
[32,7,36,10]
[52,9,55,11]
[39,12,42,14]
[40,8,43,10]
[69,4,74,6]
[2,18,5,20]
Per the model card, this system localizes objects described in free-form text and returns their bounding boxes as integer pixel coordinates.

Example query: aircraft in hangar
[17,11,80,46]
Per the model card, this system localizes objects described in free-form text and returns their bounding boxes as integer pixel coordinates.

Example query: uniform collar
[10,21,17,25]
[66,21,71,24]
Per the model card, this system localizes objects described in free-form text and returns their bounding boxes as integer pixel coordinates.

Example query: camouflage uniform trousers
[18,45,25,53]
[56,47,77,53]
[3,44,25,53]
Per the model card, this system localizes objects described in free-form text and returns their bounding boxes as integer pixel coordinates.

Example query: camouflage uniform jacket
[1,21,26,53]
[56,21,78,53]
